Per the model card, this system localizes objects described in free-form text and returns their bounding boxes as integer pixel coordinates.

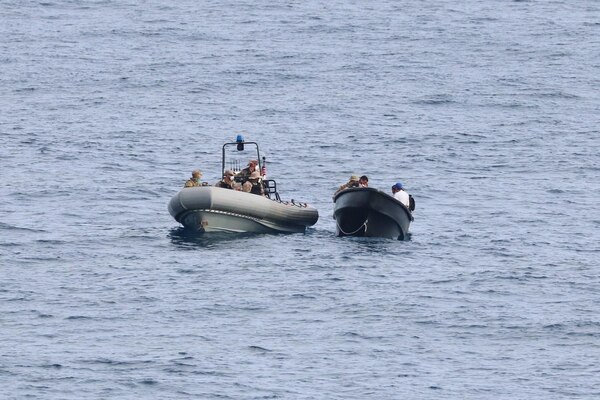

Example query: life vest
[216,180,233,189]
[250,181,263,195]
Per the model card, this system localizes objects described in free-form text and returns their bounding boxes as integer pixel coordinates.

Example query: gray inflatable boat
[169,186,318,234]
[169,137,319,234]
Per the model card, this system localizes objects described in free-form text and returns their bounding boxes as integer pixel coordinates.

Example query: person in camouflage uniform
[215,169,235,189]
[184,170,203,187]
[247,171,265,196]
[237,159,258,183]
[334,175,360,196]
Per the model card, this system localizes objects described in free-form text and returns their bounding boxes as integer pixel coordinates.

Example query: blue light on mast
[236,135,244,151]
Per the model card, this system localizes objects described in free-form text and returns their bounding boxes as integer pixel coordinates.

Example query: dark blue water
[2,1,599,398]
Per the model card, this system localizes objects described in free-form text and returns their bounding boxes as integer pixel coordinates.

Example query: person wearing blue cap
[391,182,410,208]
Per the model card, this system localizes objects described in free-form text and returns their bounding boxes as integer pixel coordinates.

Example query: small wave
[248,345,272,353]
[81,358,154,366]
[176,268,197,274]
[188,370,229,377]
[535,91,580,99]
[291,293,316,299]
[412,96,457,105]
[139,378,158,385]
[35,239,67,245]
[341,331,382,340]
[0,222,46,233]
[40,363,62,369]
[65,315,93,320]
[14,87,36,93]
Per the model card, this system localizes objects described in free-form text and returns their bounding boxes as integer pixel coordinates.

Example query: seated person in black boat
[334,175,360,196]
[359,175,369,188]
[215,169,235,189]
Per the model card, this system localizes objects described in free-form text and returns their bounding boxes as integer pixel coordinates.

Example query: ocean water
[1,0,599,398]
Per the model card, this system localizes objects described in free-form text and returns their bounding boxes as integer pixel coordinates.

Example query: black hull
[333,188,413,240]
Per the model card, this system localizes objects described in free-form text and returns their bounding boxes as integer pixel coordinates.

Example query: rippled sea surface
[2,1,599,398]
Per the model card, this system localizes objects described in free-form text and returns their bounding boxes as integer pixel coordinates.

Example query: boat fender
[409,195,416,211]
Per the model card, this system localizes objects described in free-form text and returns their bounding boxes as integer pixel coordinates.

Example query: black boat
[333,187,414,240]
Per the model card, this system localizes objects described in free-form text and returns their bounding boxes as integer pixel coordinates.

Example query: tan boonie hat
[249,171,261,179]
[350,175,359,181]
[192,170,202,176]
[224,169,234,176]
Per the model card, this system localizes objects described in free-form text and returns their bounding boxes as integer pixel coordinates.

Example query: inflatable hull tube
[169,186,318,234]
